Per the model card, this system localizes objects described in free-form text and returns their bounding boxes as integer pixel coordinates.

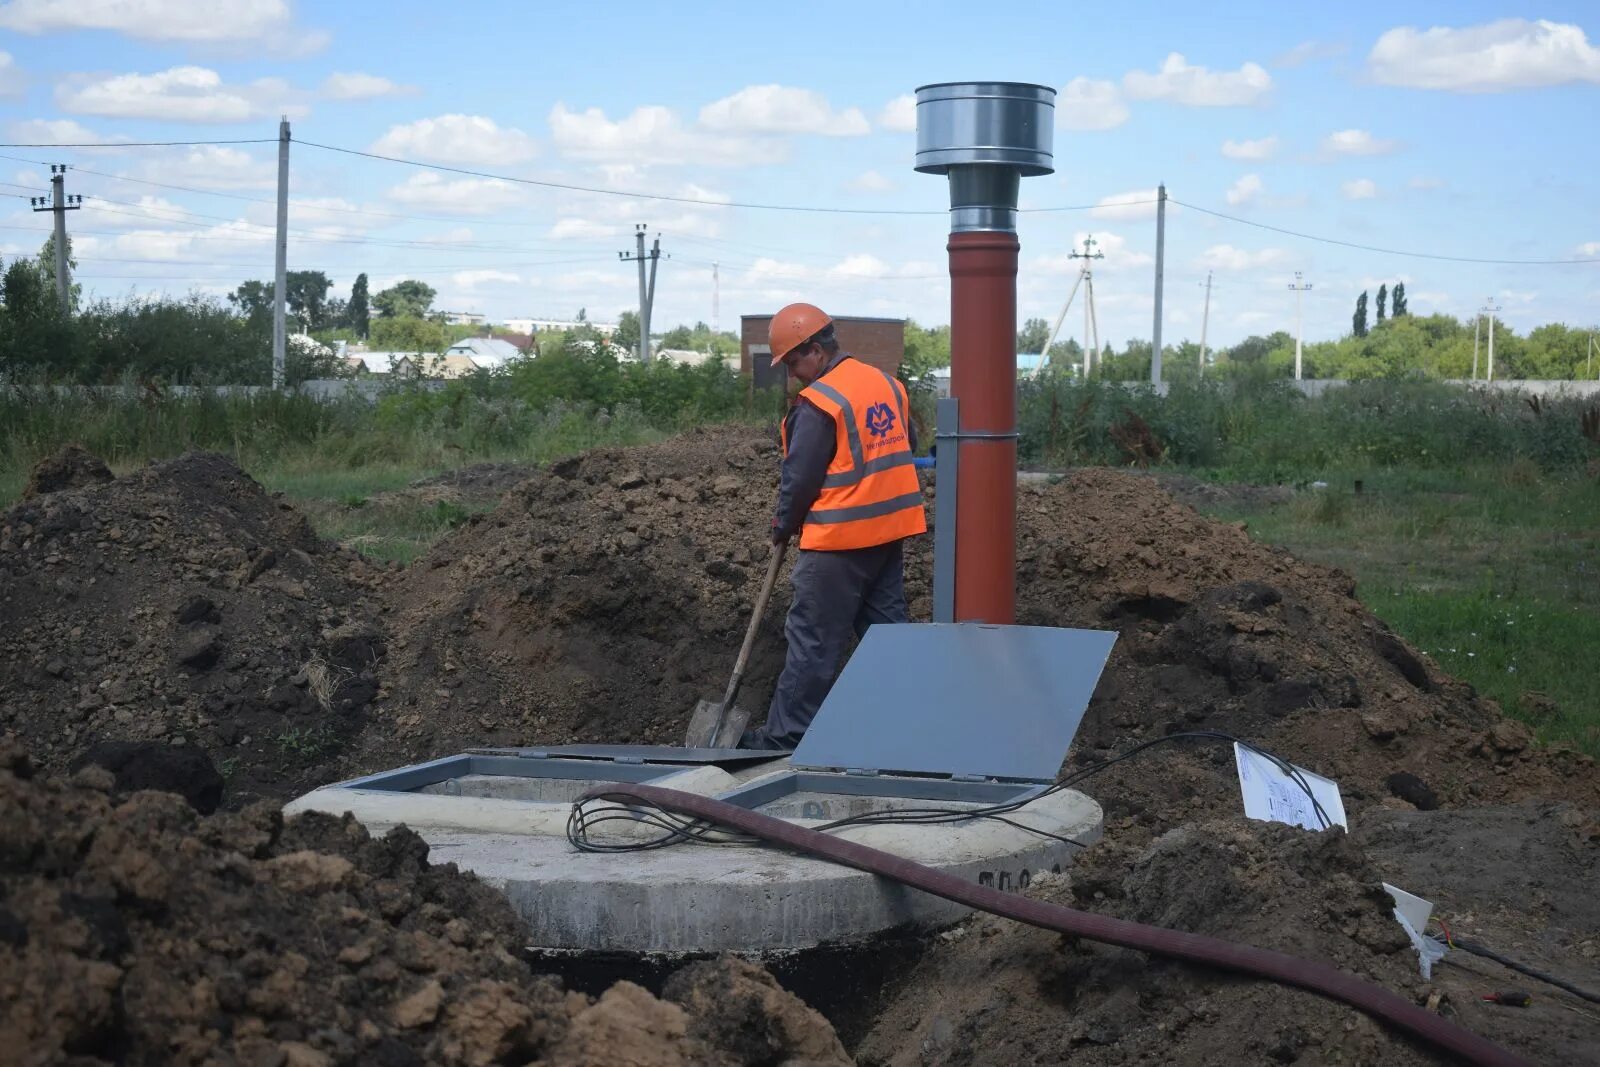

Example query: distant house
[492,331,535,353]
[442,311,486,326]
[354,352,427,377]
[424,353,482,379]
[503,316,619,337]
[655,348,726,368]
[444,337,520,367]
[926,353,1053,397]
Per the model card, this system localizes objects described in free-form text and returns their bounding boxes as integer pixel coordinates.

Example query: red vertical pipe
[948,230,1019,624]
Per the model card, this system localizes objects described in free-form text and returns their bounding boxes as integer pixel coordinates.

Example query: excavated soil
[4,428,1599,1064]
[0,741,847,1065]
[0,450,389,807]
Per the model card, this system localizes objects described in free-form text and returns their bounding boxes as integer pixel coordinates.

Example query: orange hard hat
[769,302,832,366]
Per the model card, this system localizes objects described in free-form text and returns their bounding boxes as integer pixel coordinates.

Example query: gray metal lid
[915,81,1056,177]
[792,623,1116,783]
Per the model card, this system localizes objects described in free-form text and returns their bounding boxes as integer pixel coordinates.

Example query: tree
[370,315,447,353]
[1016,317,1050,354]
[229,280,274,324]
[1353,291,1369,337]
[1376,284,1388,323]
[614,310,640,354]
[347,273,370,338]
[284,270,332,332]
[372,279,436,319]
[37,233,81,311]
[1391,282,1408,318]
[900,318,952,380]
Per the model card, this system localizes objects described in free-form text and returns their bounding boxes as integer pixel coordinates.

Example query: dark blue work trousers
[744,539,908,750]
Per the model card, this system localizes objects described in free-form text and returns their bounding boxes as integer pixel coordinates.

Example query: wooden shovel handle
[720,542,787,710]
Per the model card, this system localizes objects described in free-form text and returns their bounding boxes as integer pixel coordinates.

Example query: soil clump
[0,449,388,806]
[0,741,846,1065]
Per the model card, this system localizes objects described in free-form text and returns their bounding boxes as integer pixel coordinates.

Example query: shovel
[684,542,787,749]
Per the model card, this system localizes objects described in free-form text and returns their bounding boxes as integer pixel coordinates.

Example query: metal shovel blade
[684,699,750,750]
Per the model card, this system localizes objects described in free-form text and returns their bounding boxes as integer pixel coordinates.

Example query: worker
[740,303,927,750]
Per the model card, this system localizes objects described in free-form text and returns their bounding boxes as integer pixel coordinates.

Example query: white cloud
[1322,128,1398,156]
[57,66,304,123]
[0,51,22,97]
[1369,19,1600,92]
[878,93,916,132]
[1408,175,1445,190]
[1500,289,1537,305]
[548,217,618,241]
[6,118,117,143]
[372,114,537,166]
[322,72,417,100]
[134,145,275,190]
[548,103,771,167]
[1198,244,1287,271]
[1221,135,1277,160]
[451,269,521,288]
[0,0,327,54]
[1226,174,1264,206]
[385,173,526,215]
[699,85,868,136]
[1273,41,1346,68]
[1057,77,1129,130]
[1578,241,1600,257]
[1123,53,1272,106]
[1091,189,1162,221]
[847,170,894,193]
[1341,178,1378,200]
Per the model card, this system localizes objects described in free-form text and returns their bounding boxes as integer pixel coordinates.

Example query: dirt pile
[1004,466,1598,834]
[0,743,846,1066]
[0,449,388,805]
[361,425,800,766]
[364,425,1595,823]
[857,813,1593,1066]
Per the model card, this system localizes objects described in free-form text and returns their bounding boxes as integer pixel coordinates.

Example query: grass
[1194,465,1600,755]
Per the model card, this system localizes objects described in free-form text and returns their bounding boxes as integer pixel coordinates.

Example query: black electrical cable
[1450,937,1600,1005]
[567,729,1333,854]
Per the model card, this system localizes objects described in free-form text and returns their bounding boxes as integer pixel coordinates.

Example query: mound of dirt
[359,425,800,766]
[0,451,388,805]
[22,443,114,500]
[0,743,846,1066]
[360,425,1596,824]
[856,816,1584,1066]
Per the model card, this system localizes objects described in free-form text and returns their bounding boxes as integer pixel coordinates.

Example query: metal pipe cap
[914,82,1056,177]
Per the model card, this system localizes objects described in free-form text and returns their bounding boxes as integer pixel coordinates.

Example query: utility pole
[272,117,290,389]
[1198,272,1213,375]
[1151,182,1167,385]
[711,261,720,336]
[1471,313,1481,380]
[1589,331,1595,379]
[1288,271,1313,380]
[30,164,81,312]
[1068,235,1104,377]
[1482,297,1503,382]
[619,225,665,363]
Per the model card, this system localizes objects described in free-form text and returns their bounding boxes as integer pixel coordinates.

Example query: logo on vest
[865,402,897,439]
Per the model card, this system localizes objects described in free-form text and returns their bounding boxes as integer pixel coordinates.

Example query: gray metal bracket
[933,396,959,623]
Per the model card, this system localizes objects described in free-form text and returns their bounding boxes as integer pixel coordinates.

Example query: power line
[298,139,1127,217]
[1171,197,1600,266]
[0,139,276,148]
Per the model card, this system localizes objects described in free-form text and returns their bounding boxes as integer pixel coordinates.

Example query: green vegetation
[1018,376,1598,480]
[1194,466,1600,756]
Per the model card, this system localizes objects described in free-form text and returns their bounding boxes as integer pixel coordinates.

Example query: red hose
[583,782,1528,1067]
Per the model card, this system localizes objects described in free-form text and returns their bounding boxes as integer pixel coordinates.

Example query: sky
[1,0,1597,350]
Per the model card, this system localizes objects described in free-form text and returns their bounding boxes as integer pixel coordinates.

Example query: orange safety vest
[780,357,927,551]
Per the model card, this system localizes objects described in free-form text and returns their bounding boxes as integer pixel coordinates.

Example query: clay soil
[3,427,1598,1064]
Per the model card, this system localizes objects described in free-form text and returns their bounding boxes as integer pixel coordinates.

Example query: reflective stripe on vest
[784,357,927,551]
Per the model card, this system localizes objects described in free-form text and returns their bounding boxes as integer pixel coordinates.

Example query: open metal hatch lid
[791,623,1116,783]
